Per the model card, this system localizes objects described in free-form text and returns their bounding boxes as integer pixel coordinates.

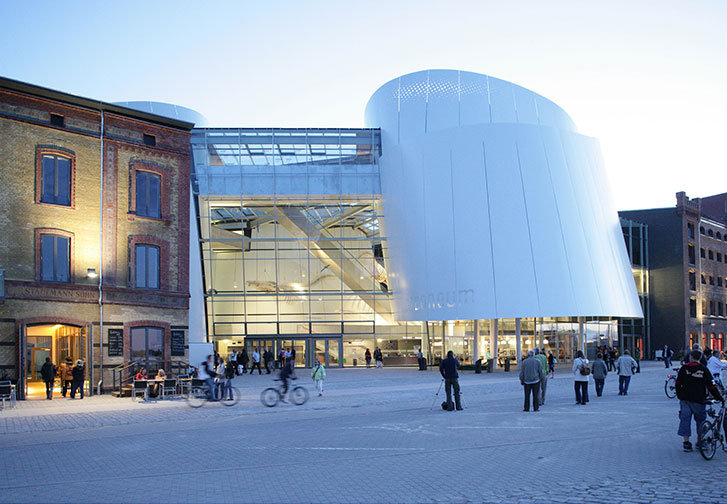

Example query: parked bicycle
[260,379,309,407]
[186,379,240,408]
[698,398,727,460]
[664,368,680,399]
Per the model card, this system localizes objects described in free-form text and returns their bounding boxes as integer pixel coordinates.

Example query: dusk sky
[1,0,724,210]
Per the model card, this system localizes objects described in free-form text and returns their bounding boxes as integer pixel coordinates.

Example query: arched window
[700,226,706,235]
[717,232,722,239]
[708,229,714,237]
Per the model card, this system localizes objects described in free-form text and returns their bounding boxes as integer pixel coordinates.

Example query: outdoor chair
[131,380,148,401]
[0,381,16,409]
[160,379,177,400]
[189,378,206,398]
[177,375,190,396]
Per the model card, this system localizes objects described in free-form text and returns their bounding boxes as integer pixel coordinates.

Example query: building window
[718,232,723,240]
[708,249,714,260]
[134,244,160,289]
[689,271,696,291]
[701,247,706,258]
[40,154,72,206]
[40,234,70,282]
[688,223,695,239]
[709,275,715,286]
[719,302,724,317]
[718,277,723,287]
[708,229,714,237]
[700,226,706,235]
[710,300,716,316]
[130,326,164,362]
[718,253,722,262]
[50,113,65,127]
[135,171,161,219]
[703,299,708,316]
[702,273,707,284]
[688,244,696,264]
[690,298,697,318]
[143,134,156,146]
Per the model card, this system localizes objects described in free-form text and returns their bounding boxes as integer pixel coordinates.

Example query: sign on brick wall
[171,330,185,357]
[108,328,123,357]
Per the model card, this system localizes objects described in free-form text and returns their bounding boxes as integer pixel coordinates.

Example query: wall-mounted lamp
[87,268,98,278]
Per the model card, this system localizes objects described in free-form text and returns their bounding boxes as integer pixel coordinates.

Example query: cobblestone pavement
[1,362,725,503]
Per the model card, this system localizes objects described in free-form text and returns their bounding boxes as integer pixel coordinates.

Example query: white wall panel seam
[482,141,499,316]
[515,143,542,313]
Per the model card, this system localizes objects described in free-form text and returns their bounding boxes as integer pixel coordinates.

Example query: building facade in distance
[620,191,727,357]
[0,78,194,398]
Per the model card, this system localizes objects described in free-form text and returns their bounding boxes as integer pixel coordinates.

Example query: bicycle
[260,379,309,407]
[664,368,680,399]
[186,379,240,408]
[698,398,727,460]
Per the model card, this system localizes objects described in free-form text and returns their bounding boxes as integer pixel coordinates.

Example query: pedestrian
[70,359,85,399]
[278,348,286,369]
[215,359,226,399]
[547,350,556,377]
[592,352,608,397]
[572,350,590,405]
[519,350,543,412]
[607,347,616,371]
[263,348,273,374]
[223,358,235,400]
[40,356,56,400]
[676,350,724,452]
[230,349,237,366]
[439,350,462,411]
[311,358,326,396]
[250,349,262,374]
[214,351,220,367]
[374,347,383,368]
[290,346,296,366]
[240,348,249,374]
[534,348,548,406]
[60,356,73,397]
[616,349,638,396]
[682,343,708,366]
[279,358,294,403]
[663,344,672,368]
[365,348,372,368]
[417,348,426,371]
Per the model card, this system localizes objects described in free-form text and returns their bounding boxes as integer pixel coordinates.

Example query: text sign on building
[171,330,185,357]
[107,328,123,357]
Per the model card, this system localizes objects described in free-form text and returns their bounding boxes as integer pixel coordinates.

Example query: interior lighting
[86,268,98,278]
[50,324,62,331]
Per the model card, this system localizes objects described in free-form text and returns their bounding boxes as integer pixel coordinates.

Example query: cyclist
[706,349,727,391]
[279,358,294,403]
[198,355,218,401]
[675,350,723,452]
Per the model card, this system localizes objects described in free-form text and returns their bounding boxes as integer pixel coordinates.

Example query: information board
[108,328,123,357]
[171,330,186,357]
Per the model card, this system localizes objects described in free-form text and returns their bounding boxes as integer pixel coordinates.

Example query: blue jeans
[619,375,631,394]
[574,381,588,404]
[205,378,217,400]
[678,400,706,437]
[664,356,671,368]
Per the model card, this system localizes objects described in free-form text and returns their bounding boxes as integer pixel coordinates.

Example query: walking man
[616,349,638,395]
[534,348,548,406]
[592,352,608,397]
[70,359,85,399]
[676,350,723,451]
[59,356,73,397]
[439,350,462,411]
[663,344,672,368]
[250,349,262,374]
[40,356,56,400]
[519,350,544,412]
[374,347,383,368]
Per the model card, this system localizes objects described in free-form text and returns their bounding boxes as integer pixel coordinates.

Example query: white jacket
[707,355,727,378]
[572,357,589,382]
[616,355,638,376]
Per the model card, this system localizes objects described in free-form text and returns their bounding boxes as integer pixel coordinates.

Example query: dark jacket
[280,361,294,380]
[439,357,460,379]
[41,362,56,382]
[224,363,235,379]
[71,364,84,382]
[591,358,608,379]
[676,362,723,404]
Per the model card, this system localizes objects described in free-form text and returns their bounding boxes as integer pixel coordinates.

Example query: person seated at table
[155,369,167,381]
[135,367,149,381]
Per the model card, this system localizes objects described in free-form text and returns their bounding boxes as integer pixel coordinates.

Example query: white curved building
[190,70,645,368]
[365,70,642,322]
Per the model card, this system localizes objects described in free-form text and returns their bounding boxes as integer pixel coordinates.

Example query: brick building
[0,77,194,399]
[619,192,727,358]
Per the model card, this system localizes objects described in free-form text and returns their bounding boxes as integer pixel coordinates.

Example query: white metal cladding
[365,69,643,322]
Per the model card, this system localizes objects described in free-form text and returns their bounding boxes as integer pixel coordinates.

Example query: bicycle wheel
[187,386,208,409]
[221,386,240,406]
[698,421,717,460]
[291,386,309,406]
[665,377,677,399]
[260,387,280,407]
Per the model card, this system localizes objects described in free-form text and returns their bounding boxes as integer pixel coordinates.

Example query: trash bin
[487,358,494,373]
[504,358,511,372]
[475,358,482,374]
[353,358,358,367]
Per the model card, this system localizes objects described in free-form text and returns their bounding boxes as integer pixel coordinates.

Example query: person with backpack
[547,350,556,377]
[572,350,590,405]
[40,357,57,400]
[311,358,326,396]
[70,360,85,399]
[616,349,638,396]
[374,347,384,368]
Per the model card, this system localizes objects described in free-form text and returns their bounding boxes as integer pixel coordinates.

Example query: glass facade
[191,128,640,367]
[619,218,650,359]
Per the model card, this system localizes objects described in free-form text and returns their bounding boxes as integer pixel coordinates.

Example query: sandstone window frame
[35,147,76,208]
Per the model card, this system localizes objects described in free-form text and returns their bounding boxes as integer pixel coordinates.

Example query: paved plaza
[1,362,725,503]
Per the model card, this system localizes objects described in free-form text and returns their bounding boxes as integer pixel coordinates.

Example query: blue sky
[1,0,725,210]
